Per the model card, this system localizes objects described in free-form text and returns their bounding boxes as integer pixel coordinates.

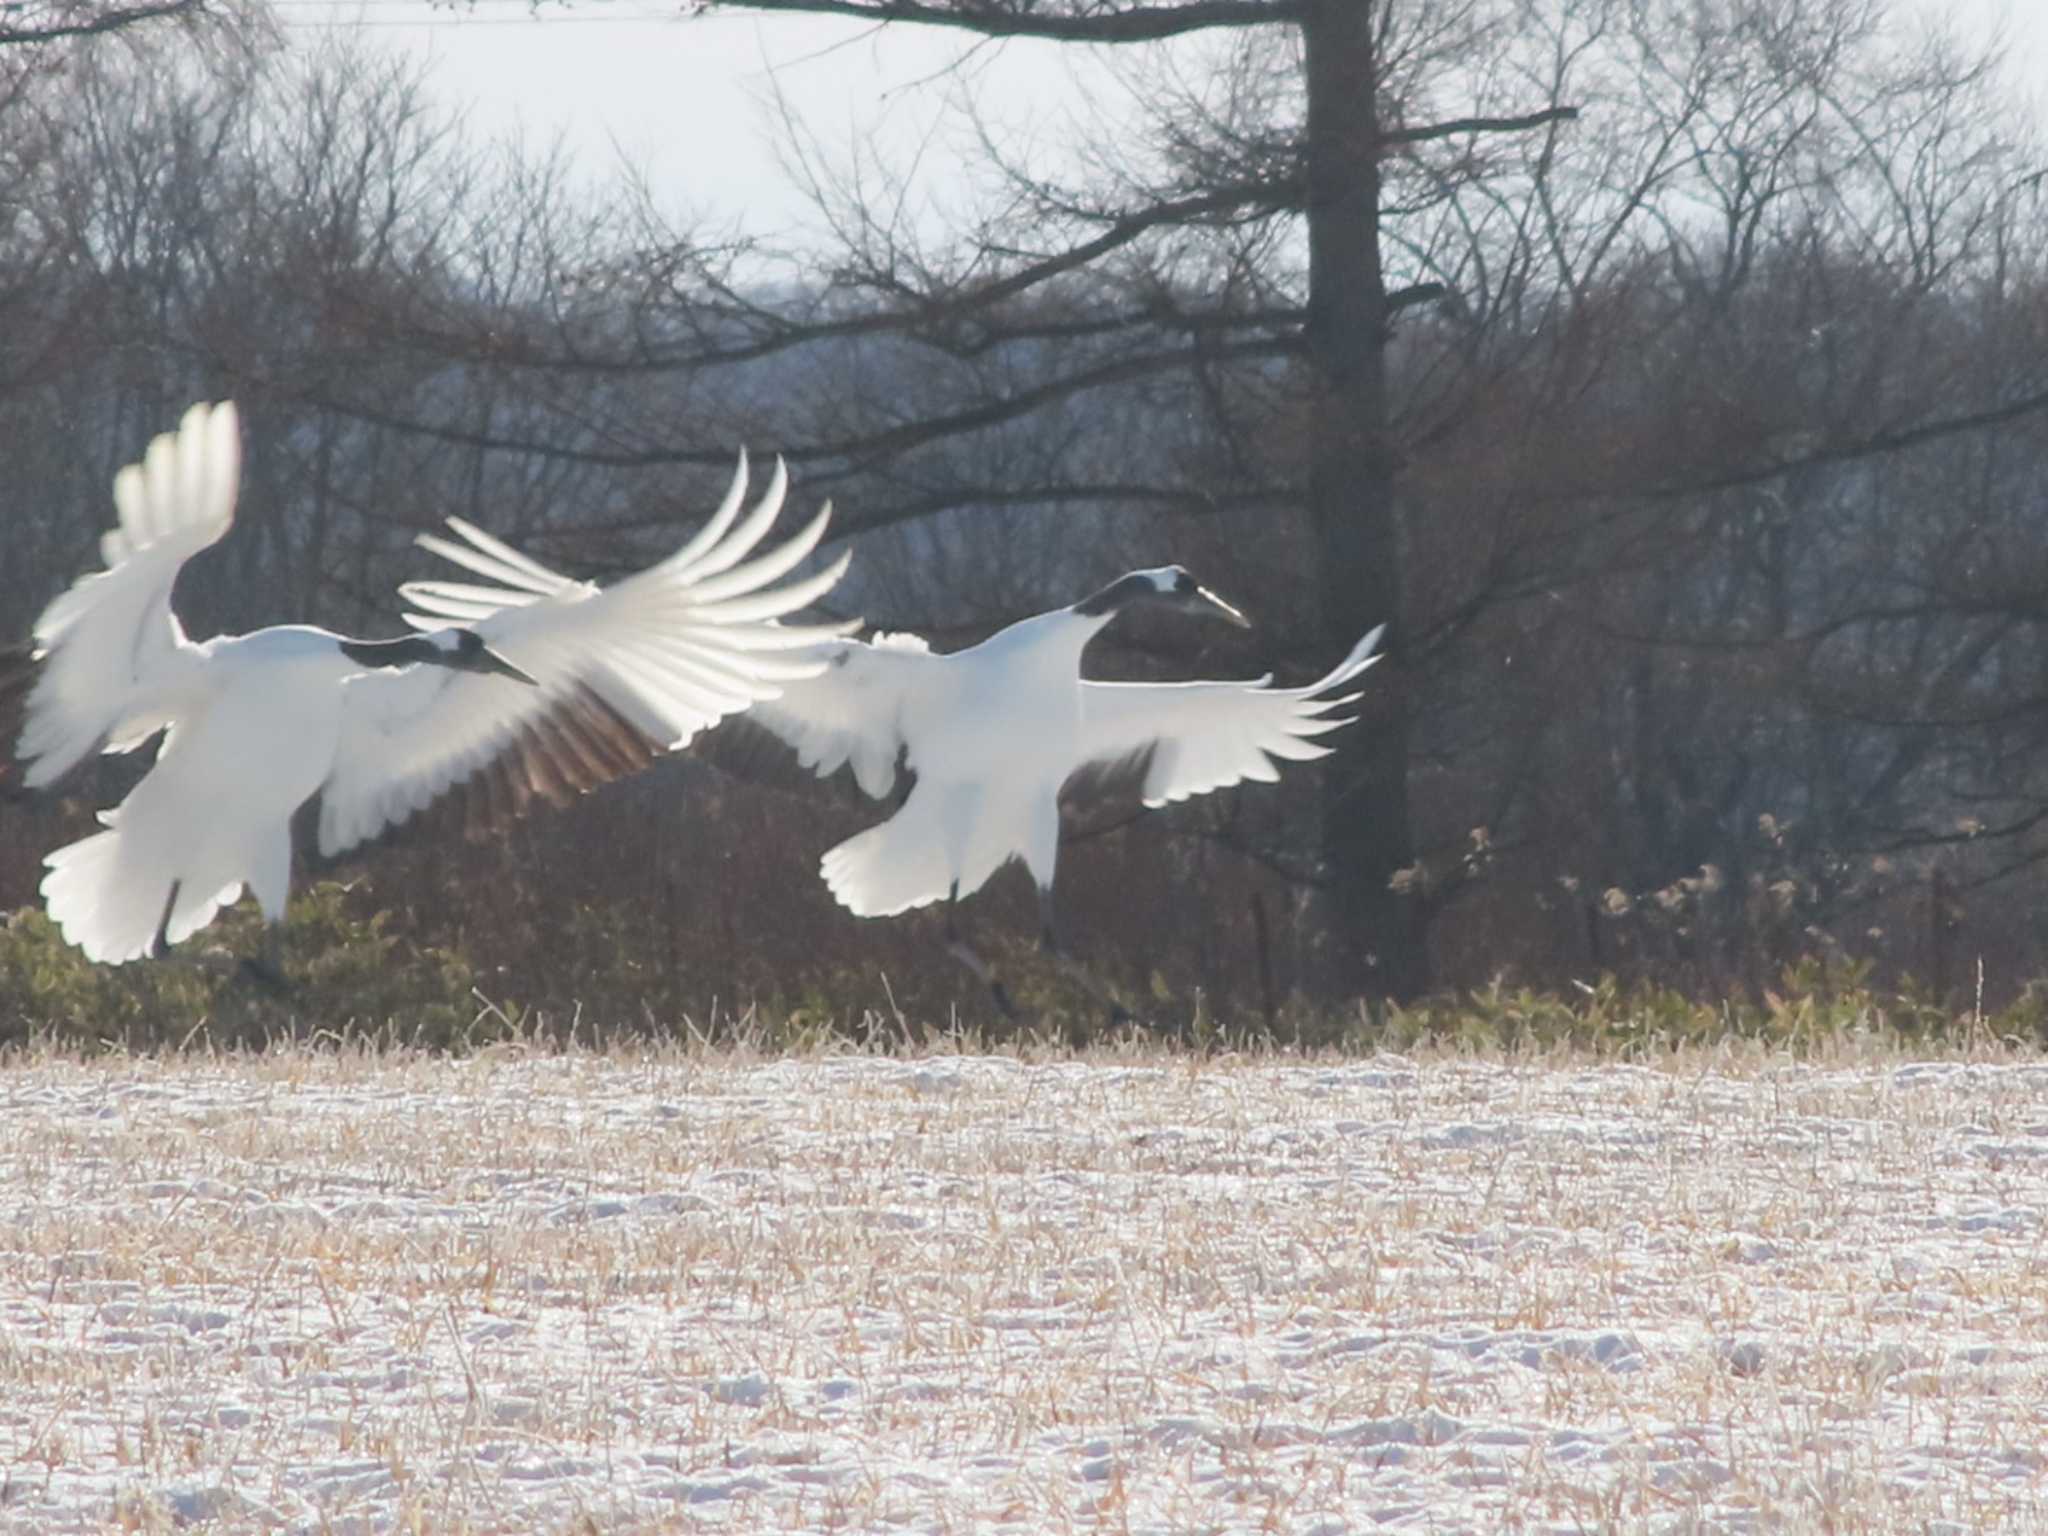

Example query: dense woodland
[6,0,2048,1028]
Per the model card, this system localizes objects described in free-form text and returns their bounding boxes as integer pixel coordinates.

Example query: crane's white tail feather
[41,829,235,964]
[820,781,1038,919]
[39,812,283,964]
[821,813,956,920]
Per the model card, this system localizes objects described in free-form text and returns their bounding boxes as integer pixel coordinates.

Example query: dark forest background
[6,0,2048,1028]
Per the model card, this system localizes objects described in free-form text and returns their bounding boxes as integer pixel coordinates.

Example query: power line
[277,8,679,22]
[270,0,682,21]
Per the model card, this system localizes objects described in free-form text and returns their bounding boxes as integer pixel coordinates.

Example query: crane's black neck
[1071,572,1157,620]
[339,635,449,671]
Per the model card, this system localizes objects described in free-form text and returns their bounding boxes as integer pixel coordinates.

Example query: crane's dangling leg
[238,924,294,997]
[150,881,182,960]
[1036,884,1132,1028]
[943,882,1016,1019]
[238,825,295,996]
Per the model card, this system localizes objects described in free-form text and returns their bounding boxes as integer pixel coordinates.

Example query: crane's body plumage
[407,541,1383,1013]
[9,402,852,966]
[414,551,1382,929]
[796,607,1116,917]
[42,630,366,957]
[760,594,1382,921]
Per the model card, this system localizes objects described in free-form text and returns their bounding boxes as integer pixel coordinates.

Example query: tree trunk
[1302,0,1425,1001]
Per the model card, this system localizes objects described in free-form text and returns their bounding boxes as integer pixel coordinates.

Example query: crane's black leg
[150,881,291,995]
[1037,884,1132,1027]
[150,881,182,961]
[238,923,294,997]
[943,883,1016,1019]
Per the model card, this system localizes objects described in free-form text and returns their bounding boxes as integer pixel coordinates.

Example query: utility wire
[271,0,682,22]
[277,10,679,22]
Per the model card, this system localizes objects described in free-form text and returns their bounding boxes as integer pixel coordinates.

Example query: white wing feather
[745,631,938,800]
[318,455,854,857]
[15,401,240,786]
[1074,625,1385,807]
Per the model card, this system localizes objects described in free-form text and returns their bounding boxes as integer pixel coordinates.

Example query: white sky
[280,0,2048,231]
[283,3,1124,236]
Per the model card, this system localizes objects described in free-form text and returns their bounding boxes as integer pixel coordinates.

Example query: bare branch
[1649,383,2048,500]
[289,335,1294,470]
[692,0,1297,44]
[0,0,202,44]
[1383,105,1581,146]
[1386,281,1446,315]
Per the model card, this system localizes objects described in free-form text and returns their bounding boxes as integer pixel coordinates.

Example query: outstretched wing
[1071,626,1384,807]
[11,401,240,788]
[316,454,853,857]
[744,631,941,800]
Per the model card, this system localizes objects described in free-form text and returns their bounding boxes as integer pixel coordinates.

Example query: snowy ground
[1,1046,2045,1533]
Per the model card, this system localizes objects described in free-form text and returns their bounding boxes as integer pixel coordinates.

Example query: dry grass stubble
[0,1040,2044,1531]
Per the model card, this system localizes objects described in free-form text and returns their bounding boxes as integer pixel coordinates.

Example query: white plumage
[407,556,1383,930]
[775,597,1383,920]
[7,402,851,968]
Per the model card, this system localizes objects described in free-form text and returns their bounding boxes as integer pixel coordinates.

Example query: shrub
[0,881,475,1048]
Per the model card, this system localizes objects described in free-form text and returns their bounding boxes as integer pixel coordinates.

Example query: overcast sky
[282,0,2048,232]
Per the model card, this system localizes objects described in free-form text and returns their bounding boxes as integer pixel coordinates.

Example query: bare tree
[268,0,2048,1005]
[0,0,210,47]
[368,0,1592,1001]
[18,0,2048,1018]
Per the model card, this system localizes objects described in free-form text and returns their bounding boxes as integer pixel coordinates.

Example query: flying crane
[408,551,1381,1016]
[2,401,851,984]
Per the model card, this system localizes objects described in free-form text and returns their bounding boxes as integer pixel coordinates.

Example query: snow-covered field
[1,1045,2045,1533]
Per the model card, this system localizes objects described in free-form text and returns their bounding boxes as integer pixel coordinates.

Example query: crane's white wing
[12,401,240,787]
[317,455,853,856]
[1072,626,1384,807]
[744,631,941,799]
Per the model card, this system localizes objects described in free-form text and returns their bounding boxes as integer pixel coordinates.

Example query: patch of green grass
[1364,958,2046,1057]
[6,874,2042,1058]
[0,881,475,1049]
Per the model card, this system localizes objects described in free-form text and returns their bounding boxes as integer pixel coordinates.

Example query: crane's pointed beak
[1195,585,1253,629]
[477,646,539,686]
